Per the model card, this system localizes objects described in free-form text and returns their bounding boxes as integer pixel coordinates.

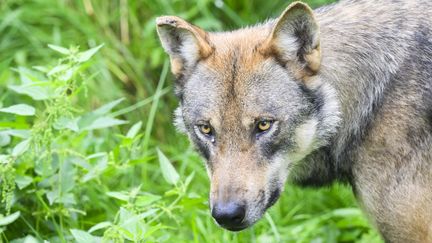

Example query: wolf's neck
[311,1,417,177]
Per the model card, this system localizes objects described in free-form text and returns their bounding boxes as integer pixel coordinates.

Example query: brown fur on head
[156,16,214,76]
[156,2,339,231]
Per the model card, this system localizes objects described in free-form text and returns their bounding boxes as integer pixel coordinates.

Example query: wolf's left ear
[260,2,321,78]
[156,16,214,76]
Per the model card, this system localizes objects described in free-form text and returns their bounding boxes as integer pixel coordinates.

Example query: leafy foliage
[0,0,382,242]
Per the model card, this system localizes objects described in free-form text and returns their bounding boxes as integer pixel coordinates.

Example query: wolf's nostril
[212,202,246,228]
[233,214,243,222]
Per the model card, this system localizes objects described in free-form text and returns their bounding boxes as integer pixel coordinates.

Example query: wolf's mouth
[223,224,249,232]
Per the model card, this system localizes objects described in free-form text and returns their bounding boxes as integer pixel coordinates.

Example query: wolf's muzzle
[211,202,247,231]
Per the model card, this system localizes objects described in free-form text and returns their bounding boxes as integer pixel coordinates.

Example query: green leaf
[46,190,58,205]
[2,129,31,138]
[184,171,195,188]
[86,152,107,160]
[46,160,76,205]
[47,64,69,76]
[58,193,76,205]
[93,98,125,116]
[59,160,76,193]
[135,193,162,207]
[0,155,10,163]
[0,133,11,147]
[118,207,135,225]
[70,157,91,170]
[126,121,142,138]
[117,207,156,240]
[0,58,11,72]
[12,139,31,157]
[12,235,39,243]
[157,148,179,185]
[15,175,33,189]
[77,44,104,63]
[70,229,101,243]
[164,188,179,197]
[58,67,76,81]
[33,65,49,73]
[143,223,166,239]
[16,67,42,84]
[106,191,129,202]
[53,116,79,132]
[81,117,127,131]
[331,208,362,217]
[88,221,112,233]
[48,44,71,55]
[8,84,50,100]
[0,104,35,116]
[77,98,125,129]
[0,211,20,226]
[82,155,108,182]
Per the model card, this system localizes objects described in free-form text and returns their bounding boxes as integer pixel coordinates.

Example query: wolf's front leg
[352,147,432,242]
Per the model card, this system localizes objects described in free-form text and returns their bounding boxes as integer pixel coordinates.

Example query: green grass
[0,0,382,242]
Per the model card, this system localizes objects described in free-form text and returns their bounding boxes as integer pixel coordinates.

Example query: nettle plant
[0,45,194,242]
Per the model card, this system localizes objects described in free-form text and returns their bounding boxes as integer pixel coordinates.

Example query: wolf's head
[156,1,340,231]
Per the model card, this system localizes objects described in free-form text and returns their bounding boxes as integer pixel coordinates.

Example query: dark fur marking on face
[271,56,289,70]
[260,107,316,161]
[298,83,323,115]
[173,60,200,101]
[227,50,240,101]
[265,188,280,209]
[256,190,266,207]
[190,135,211,161]
[262,139,292,160]
[260,126,293,160]
[174,84,184,101]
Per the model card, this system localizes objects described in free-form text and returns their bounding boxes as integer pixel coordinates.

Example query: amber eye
[199,124,212,135]
[257,120,272,132]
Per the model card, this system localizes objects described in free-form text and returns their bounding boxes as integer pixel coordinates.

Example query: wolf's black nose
[212,202,246,230]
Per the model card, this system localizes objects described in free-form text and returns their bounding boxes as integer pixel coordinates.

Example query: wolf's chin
[224,225,249,232]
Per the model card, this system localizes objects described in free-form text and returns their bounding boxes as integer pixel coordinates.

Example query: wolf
[156,0,432,241]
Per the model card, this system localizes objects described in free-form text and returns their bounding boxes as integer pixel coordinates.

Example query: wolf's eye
[199,124,212,135]
[257,120,273,132]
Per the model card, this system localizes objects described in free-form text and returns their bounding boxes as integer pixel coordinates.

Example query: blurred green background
[0,0,383,242]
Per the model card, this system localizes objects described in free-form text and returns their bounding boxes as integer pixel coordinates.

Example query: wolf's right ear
[156,16,214,76]
[260,2,321,79]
